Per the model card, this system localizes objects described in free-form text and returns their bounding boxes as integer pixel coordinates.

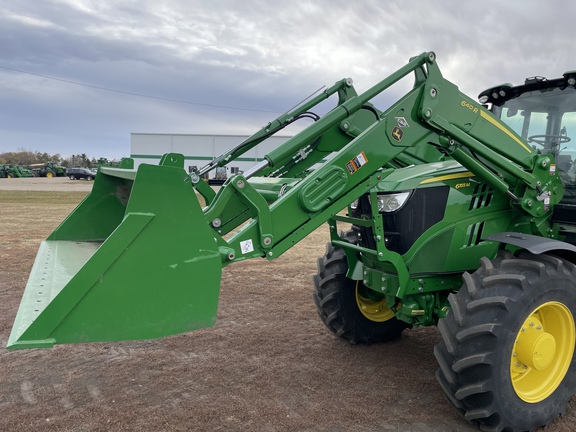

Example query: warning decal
[346,151,369,174]
[240,239,254,254]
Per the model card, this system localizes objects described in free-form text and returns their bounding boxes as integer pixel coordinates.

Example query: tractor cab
[480,72,576,235]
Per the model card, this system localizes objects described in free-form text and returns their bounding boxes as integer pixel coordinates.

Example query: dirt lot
[1,178,576,431]
[0,176,94,192]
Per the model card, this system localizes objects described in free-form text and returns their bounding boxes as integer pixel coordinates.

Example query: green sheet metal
[7,157,222,349]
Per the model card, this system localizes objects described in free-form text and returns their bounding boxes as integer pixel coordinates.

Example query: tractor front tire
[313,230,411,344]
[435,250,576,431]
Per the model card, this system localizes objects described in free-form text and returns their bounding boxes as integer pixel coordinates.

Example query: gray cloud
[1,0,576,159]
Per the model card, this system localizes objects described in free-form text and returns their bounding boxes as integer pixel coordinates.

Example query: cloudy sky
[1,0,575,160]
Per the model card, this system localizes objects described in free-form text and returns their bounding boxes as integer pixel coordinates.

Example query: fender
[485,232,576,262]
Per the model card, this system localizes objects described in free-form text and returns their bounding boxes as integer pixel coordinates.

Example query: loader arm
[206,52,562,268]
[196,77,359,178]
[8,51,564,349]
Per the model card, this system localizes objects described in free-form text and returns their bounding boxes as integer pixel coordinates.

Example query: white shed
[130,133,291,181]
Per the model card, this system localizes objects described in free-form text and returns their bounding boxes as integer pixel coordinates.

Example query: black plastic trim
[484,232,576,255]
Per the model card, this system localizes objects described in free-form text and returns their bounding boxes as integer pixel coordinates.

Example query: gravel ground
[1,177,575,432]
[0,177,94,192]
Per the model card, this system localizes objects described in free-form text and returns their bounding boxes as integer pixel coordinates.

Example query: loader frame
[8,51,568,349]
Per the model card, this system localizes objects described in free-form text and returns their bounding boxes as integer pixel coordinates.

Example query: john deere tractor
[0,164,34,178]
[29,162,67,177]
[8,52,576,431]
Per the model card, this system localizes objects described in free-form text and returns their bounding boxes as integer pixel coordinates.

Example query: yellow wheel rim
[510,301,575,403]
[46,172,53,178]
[355,282,395,322]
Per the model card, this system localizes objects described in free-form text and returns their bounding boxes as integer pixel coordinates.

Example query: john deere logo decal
[391,126,404,142]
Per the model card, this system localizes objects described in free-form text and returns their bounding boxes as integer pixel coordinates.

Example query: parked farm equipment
[8,52,576,431]
[0,164,34,178]
[29,162,67,177]
[209,166,228,185]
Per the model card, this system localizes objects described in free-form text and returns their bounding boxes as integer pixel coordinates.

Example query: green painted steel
[131,154,265,162]
[7,156,222,349]
[8,51,575,349]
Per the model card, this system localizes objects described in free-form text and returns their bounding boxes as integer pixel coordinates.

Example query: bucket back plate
[8,159,222,349]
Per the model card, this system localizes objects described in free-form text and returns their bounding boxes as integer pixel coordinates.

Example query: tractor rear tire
[434,250,576,431]
[313,230,411,344]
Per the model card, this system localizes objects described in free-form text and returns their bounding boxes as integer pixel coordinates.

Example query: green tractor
[8,52,576,431]
[29,162,67,177]
[0,164,34,178]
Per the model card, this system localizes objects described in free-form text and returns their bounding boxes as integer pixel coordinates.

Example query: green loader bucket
[7,154,222,349]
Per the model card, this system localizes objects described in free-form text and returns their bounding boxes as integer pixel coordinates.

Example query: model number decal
[461,100,479,114]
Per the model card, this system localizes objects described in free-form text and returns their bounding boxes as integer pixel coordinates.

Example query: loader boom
[202,51,561,266]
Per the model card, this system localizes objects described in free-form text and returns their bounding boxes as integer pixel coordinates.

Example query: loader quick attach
[8,52,576,432]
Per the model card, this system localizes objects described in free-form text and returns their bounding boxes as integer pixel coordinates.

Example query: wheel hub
[514,317,556,370]
[355,282,394,322]
[510,301,575,403]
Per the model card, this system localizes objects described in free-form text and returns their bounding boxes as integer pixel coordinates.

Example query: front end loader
[8,52,576,432]
[2,164,34,178]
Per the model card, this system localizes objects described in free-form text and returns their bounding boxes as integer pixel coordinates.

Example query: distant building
[130,133,291,182]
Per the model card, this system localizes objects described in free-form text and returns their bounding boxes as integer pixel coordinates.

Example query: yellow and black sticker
[346,151,369,174]
[391,126,404,142]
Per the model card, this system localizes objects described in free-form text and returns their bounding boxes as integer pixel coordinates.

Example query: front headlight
[377,192,411,213]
